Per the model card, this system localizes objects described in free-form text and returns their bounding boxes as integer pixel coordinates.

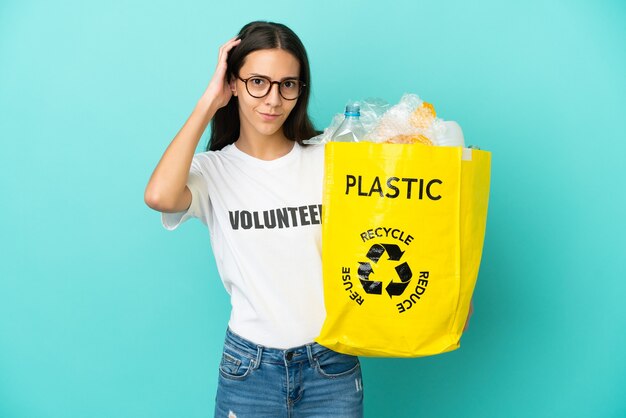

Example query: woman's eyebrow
[248,72,299,80]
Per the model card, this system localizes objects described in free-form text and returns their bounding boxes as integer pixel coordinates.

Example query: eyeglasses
[237,75,305,100]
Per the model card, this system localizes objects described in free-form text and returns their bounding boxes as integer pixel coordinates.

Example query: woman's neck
[235,130,295,161]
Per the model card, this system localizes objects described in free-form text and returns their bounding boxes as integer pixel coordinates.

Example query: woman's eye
[251,78,266,86]
[283,80,297,89]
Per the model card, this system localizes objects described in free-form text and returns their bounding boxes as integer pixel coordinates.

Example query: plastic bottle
[331,103,366,142]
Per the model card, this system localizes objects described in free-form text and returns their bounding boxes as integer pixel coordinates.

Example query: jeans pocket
[218,346,256,381]
[314,349,361,379]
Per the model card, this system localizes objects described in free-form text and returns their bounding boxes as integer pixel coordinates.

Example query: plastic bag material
[315,142,491,357]
[304,98,391,145]
[304,94,464,147]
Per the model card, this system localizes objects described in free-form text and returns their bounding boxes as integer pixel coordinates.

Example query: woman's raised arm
[144,37,241,212]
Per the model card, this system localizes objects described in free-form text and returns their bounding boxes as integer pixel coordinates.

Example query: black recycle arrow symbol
[357,262,382,294]
[385,261,413,297]
[357,243,413,297]
[365,243,405,263]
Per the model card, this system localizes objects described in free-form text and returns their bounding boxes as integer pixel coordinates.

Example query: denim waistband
[223,327,332,366]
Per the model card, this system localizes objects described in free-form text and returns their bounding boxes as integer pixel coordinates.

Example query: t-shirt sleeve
[161,155,211,230]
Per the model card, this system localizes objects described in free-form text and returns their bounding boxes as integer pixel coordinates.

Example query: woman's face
[232,48,301,140]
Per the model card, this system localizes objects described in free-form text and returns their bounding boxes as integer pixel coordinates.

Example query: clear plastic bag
[305,93,465,147]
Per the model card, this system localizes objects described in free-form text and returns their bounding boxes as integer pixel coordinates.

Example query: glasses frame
[237,75,305,101]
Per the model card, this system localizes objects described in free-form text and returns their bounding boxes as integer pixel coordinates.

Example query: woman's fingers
[203,37,242,108]
[218,37,241,63]
[214,38,241,79]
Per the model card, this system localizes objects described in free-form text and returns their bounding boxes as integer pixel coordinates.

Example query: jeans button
[286,351,293,361]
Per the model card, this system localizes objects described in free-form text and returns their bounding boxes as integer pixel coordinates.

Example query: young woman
[144,21,364,417]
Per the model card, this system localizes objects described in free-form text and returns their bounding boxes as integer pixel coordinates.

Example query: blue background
[1,0,625,417]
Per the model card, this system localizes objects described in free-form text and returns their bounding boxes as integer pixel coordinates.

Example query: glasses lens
[280,80,302,100]
[246,77,270,98]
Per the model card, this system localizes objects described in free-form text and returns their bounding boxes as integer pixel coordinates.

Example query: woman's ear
[229,78,238,96]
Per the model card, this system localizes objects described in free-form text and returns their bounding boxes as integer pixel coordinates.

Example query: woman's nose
[264,83,283,106]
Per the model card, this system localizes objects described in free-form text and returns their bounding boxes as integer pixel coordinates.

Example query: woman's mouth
[259,112,281,121]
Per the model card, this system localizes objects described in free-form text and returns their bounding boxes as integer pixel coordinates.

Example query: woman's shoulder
[299,142,326,173]
[194,144,237,161]
[188,146,237,174]
[300,142,325,158]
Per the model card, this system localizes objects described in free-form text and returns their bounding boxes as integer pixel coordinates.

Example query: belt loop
[254,345,263,370]
[306,344,315,368]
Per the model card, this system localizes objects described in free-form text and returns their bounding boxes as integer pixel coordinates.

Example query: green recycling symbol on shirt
[357,243,413,297]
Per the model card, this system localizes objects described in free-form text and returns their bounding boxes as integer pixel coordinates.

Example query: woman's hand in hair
[202,37,241,110]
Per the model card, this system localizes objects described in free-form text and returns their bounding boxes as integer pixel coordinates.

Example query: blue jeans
[214,328,364,418]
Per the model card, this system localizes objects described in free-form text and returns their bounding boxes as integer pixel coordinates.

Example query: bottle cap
[344,102,360,117]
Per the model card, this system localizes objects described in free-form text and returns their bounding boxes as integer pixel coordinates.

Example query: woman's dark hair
[207,21,319,151]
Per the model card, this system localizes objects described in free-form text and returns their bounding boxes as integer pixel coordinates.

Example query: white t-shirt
[161,141,326,349]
